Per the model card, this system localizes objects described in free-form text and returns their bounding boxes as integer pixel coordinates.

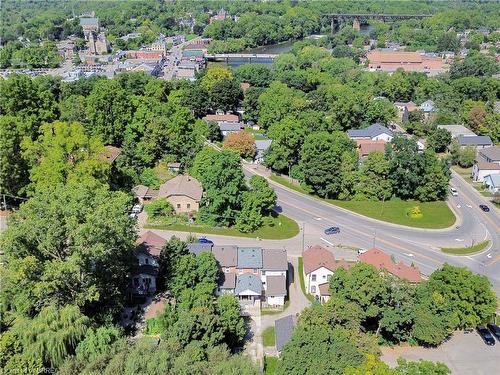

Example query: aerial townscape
[1,0,500,374]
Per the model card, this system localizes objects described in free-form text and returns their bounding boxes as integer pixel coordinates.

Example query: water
[245,40,294,55]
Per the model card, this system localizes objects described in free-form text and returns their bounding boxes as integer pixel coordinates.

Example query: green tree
[364,98,397,126]
[415,150,450,202]
[216,294,246,348]
[355,151,392,201]
[158,236,188,288]
[200,66,233,91]
[450,51,499,78]
[299,131,356,198]
[242,87,264,123]
[169,253,219,298]
[144,198,174,219]
[427,128,451,153]
[235,64,274,87]
[209,78,242,112]
[75,325,122,362]
[257,82,306,129]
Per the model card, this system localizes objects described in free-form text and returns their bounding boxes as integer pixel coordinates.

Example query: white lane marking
[403,253,414,257]
[456,204,461,208]
[487,253,492,259]
[466,204,472,208]
[320,237,335,246]
[314,217,322,221]
[455,238,464,242]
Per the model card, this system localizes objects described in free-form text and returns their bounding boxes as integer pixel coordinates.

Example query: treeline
[275,262,497,374]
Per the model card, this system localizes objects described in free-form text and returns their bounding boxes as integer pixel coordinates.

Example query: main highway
[242,163,500,297]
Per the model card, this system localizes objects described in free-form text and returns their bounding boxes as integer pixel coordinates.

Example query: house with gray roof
[420,100,436,113]
[477,146,500,164]
[213,245,238,269]
[187,243,213,256]
[347,123,394,142]
[457,135,493,149]
[254,139,273,163]
[483,174,500,194]
[237,247,263,270]
[234,273,263,301]
[275,315,296,353]
[219,122,242,137]
[218,272,236,294]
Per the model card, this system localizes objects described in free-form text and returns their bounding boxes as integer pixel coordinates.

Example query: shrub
[145,198,174,219]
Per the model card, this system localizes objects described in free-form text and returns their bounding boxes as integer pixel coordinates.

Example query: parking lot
[382,331,499,375]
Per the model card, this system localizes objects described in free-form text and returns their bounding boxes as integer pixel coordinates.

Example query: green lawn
[298,257,315,302]
[262,326,276,347]
[244,127,269,140]
[145,213,299,240]
[270,175,456,229]
[441,240,490,255]
[264,356,278,375]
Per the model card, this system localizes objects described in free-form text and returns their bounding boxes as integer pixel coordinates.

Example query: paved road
[241,163,500,297]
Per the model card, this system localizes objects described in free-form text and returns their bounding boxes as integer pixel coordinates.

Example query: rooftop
[219,122,242,131]
[187,243,213,256]
[458,135,493,146]
[255,139,273,151]
[356,139,386,156]
[212,245,238,267]
[359,248,421,283]
[347,123,393,139]
[437,125,476,138]
[237,247,263,269]
[478,146,500,162]
[234,273,263,295]
[266,275,287,296]
[203,114,239,123]
[136,231,166,257]
[262,249,288,271]
[318,282,330,296]
[102,145,121,163]
[219,272,236,289]
[302,245,349,274]
[158,175,203,201]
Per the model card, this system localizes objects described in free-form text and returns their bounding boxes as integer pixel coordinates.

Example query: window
[176,203,181,209]
[311,274,316,282]
[262,271,265,276]
[253,268,258,274]
[187,203,191,209]
[145,258,149,265]
[327,274,331,281]
[322,274,326,279]
[311,286,316,293]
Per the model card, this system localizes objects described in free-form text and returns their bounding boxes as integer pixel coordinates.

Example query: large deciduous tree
[223,130,256,159]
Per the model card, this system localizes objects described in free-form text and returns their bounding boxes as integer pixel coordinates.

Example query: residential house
[420,100,436,114]
[131,231,166,296]
[210,8,230,23]
[472,162,500,182]
[367,50,446,76]
[254,139,273,163]
[275,315,296,354]
[302,245,350,302]
[477,146,500,164]
[203,113,240,124]
[394,101,418,123]
[101,145,121,164]
[133,174,203,214]
[347,123,394,142]
[359,248,421,283]
[167,162,181,172]
[437,124,476,139]
[219,122,243,137]
[212,245,288,307]
[187,243,213,256]
[484,174,500,194]
[157,175,203,214]
[458,135,493,150]
[355,139,386,158]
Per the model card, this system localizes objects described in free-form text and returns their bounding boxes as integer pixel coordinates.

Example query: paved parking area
[381,331,499,375]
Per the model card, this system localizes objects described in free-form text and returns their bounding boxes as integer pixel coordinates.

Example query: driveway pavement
[381,331,499,375]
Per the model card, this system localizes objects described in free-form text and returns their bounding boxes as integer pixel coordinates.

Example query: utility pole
[372,228,377,248]
[302,222,305,254]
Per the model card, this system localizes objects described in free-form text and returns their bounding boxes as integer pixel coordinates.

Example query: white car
[449,187,458,196]
[132,204,143,214]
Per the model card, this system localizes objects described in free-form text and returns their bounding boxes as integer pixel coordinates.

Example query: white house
[347,123,394,142]
[420,100,436,113]
[131,231,166,296]
[302,245,350,303]
[472,146,500,182]
[484,174,500,194]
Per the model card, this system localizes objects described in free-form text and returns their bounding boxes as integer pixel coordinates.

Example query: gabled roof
[187,243,212,256]
[212,245,238,267]
[458,135,493,146]
[476,162,500,171]
[203,114,239,123]
[234,273,262,295]
[136,231,166,257]
[359,248,421,283]
[275,315,296,351]
[356,140,386,156]
[102,145,121,163]
[347,123,393,139]
[266,275,287,296]
[158,175,203,201]
[262,249,287,271]
[478,146,500,162]
[255,139,273,151]
[219,122,242,131]
[303,245,349,274]
[420,100,435,111]
[80,17,99,26]
[237,247,263,269]
[485,174,500,187]
[219,272,236,289]
[318,282,330,296]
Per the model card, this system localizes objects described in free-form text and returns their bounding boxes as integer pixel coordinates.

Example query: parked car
[324,226,340,235]
[479,204,490,212]
[132,204,143,213]
[487,323,500,341]
[198,237,214,244]
[477,326,496,345]
[449,187,458,196]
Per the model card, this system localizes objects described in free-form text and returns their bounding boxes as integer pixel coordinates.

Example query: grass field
[262,326,276,347]
[264,356,278,375]
[145,213,299,240]
[441,240,490,255]
[298,257,315,302]
[270,175,456,229]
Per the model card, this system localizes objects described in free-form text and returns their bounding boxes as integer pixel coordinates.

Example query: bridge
[325,13,432,32]
[205,53,279,62]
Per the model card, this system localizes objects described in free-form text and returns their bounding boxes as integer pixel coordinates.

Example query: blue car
[198,237,214,244]
[324,226,340,235]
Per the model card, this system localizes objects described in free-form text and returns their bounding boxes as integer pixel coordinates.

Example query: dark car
[477,326,496,345]
[324,226,340,235]
[487,323,500,341]
[479,204,490,212]
[198,237,214,244]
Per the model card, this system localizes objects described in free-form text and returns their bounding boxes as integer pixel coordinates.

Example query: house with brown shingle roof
[302,245,351,302]
[356,139,387,158]
[359,248,421,283]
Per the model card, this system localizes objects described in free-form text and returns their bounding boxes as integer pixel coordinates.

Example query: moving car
[479,204,490,212]
[324,226,340,235]
[132,204,143,214]
[477,326,495,345]
[198,237,214,245]
[449,187,458,196]
[487,323,500,341]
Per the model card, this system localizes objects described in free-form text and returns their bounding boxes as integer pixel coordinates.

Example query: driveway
[381,331,499,375]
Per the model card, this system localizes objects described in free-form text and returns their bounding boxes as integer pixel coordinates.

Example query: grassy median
[270,175,456,229]
[145,213,299,240]
[441,240,490,255]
